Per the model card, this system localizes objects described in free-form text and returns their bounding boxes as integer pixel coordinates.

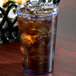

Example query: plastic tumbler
[17,2,59,75]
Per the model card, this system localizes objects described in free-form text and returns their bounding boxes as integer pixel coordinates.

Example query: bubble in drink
[17,2,59,74]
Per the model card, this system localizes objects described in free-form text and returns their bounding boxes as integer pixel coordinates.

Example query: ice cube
[20,46,25,62]
[19,2,56,15]
[20,33,35,47]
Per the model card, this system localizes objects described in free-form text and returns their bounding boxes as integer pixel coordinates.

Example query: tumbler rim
[17,2,59,20]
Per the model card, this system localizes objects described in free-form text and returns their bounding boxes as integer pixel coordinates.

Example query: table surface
[0,0,76,76]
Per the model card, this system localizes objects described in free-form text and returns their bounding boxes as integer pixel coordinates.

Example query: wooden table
[0,0,76,76]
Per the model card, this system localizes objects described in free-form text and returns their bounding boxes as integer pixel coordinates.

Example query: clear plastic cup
[17,2,59,75]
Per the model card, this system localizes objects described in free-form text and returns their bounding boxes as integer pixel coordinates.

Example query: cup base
[22,67,51,75]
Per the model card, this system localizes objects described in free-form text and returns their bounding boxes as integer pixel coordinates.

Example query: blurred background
[0,0,28,6]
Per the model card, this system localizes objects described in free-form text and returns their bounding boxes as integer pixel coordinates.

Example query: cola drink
[17,2,59,75]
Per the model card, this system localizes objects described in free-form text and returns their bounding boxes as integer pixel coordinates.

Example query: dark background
[57,0,76,42]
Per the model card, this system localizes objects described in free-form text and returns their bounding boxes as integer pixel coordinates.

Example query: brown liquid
[17,15,57,73]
